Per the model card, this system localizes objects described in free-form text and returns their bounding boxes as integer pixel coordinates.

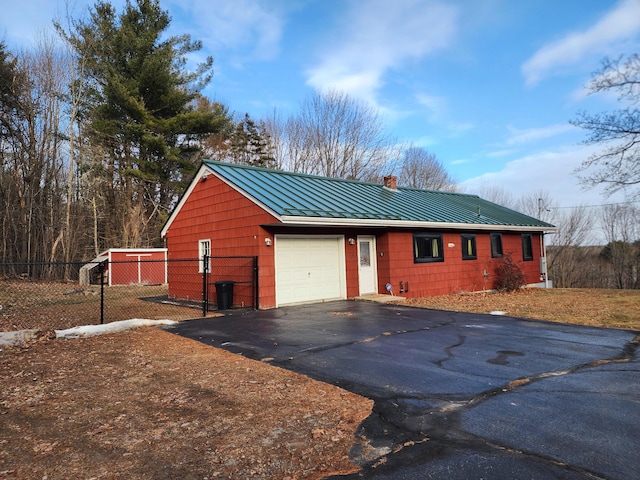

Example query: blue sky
[3,0,640,211]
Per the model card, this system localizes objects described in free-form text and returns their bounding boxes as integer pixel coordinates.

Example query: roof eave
[280,215,557,232]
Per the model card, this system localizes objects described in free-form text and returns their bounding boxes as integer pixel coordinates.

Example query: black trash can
[215,280,234,310]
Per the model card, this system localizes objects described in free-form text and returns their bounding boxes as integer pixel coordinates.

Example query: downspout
[542,232,549,289]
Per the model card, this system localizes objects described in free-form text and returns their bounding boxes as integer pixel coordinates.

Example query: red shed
[80,248,168,286]
[161,161,557,309]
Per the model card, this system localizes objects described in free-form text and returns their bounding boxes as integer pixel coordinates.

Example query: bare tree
[471,184,517,209]
[0,36,69,266]
[262,108,286,170]
[52,4,94,271]
[515,190,557,223]
[599,203,639,288]
[572,54,640,198]
[502,191,597,288]
[270,90,399,180]
[546,206,594,287]
[398,147,456,191]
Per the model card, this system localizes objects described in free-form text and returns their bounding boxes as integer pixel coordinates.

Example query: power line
[548,200,640,210]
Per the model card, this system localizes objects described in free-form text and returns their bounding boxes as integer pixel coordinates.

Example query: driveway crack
[347,333,640,478]
[437,333,639,414]
[433,331,466,369]
[291,322,453,357]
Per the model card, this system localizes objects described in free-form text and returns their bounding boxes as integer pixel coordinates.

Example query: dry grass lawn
[404,288,640,331]
[1,329,373,479]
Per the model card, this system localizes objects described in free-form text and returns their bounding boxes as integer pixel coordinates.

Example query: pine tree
[61,0,232,247]
[229,113,276,168]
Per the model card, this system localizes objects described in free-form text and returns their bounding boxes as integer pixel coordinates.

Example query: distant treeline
[548,242,640,289]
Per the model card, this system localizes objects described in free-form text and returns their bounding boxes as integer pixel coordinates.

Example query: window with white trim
[198,239,211,273]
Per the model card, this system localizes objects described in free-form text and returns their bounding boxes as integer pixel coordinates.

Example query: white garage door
[275,236,346,306]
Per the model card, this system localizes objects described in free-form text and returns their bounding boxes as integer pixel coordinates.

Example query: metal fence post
[99,260,106,324]
[202,254,209,317]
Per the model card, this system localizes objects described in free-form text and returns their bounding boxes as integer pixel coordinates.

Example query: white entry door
[357,236,378,295]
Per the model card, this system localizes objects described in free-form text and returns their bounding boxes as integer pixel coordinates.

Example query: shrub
[494,253,526,292]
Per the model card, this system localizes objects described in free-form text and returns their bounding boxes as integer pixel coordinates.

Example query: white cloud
[413,92,474,138]
[412,135,440,149]
[0,0,104,49]
[2,0,284,62]
[460,144,627,210]
[505,123,577,146]
[450,157,474,166]
[522,0,640,86]
[305,0,458,104]
[166,0,286,63]
[485,149,518,158]
[416,93,447,116]
[445,121,475,136]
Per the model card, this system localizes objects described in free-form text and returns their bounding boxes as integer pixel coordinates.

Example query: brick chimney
[383,175,397,191]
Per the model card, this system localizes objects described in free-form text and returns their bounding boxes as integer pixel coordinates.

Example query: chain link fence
[0,256,257,332]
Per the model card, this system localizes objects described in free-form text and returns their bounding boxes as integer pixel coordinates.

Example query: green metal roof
[203,160,556,230]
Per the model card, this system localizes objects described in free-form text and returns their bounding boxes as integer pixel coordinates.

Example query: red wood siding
[106,249,167,285]
[378,231,543,297]
[164,175,279,308]
[343,231,361,299]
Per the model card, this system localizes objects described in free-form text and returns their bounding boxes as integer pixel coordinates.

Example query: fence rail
[0,256,258,330]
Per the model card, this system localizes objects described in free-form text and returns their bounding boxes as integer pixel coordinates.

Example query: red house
[161,160,556,309]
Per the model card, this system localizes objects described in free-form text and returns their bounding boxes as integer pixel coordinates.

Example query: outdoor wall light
[348,238,355,245]
[265,238,272,247]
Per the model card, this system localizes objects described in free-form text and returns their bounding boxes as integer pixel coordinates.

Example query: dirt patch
[0,328,373,479]
[403,288,640,331]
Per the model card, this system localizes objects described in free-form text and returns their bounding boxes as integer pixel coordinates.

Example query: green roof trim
[203,160,556,230]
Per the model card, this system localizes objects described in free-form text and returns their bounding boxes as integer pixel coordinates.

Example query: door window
[359,241,371,267]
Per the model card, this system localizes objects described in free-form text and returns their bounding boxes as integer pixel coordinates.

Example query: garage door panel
[276,237,345,306]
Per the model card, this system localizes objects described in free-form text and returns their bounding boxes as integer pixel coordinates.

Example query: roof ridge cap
[203,159,384,185]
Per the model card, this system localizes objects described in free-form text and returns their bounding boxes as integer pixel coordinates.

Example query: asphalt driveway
[165,300,640,479]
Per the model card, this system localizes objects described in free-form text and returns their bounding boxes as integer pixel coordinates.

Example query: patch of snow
[55,318,177,339]
[0,329,40,347]
[490,311,507,316]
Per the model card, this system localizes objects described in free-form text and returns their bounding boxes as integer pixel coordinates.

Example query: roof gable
[201,160,555,231]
